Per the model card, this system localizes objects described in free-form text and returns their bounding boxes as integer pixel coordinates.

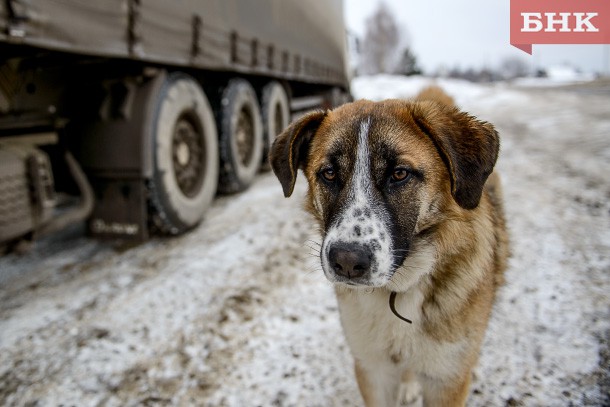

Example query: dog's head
[270,99,499,289]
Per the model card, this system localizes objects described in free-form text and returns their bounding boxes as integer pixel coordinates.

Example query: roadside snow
[1,75,608,406]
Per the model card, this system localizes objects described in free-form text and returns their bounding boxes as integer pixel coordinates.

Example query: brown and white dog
[270,87,508,407]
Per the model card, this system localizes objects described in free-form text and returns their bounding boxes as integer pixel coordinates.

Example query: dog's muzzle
[320,201,396,286]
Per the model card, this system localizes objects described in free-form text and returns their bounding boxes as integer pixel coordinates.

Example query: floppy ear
[412,102,499,210]
[270,110,327,197]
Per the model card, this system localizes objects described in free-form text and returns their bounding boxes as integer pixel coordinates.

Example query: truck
[0,0,350,251]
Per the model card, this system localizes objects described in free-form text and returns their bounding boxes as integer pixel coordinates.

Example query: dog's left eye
[391,168,411,183]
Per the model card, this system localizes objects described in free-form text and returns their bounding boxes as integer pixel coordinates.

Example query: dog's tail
[414,85,455,108]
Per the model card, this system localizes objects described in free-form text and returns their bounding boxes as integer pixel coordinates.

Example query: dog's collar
[389,291,412,324]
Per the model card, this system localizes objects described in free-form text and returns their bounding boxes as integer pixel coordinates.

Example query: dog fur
[270,87,508,407]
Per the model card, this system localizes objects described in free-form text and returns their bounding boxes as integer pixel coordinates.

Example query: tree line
[353,2,531,82]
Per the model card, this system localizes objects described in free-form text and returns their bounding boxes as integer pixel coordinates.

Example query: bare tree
[359,2,399,75]
[395,47,421,76]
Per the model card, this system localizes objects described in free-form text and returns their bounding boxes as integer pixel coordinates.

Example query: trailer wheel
[150,73,219,235]
[260,81,290,170]
[217,79,263,193]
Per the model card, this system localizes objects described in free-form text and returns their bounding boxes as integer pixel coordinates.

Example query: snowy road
[1,76,609,406]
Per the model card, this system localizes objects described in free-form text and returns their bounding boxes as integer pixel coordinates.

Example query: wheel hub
[172,115,205,197]
[176,141,190,166]
[236,107,254,166]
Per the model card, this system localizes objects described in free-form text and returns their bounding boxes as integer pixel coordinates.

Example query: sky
[343,0,610,75]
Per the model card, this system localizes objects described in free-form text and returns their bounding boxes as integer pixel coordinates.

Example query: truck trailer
[0,0,350,250]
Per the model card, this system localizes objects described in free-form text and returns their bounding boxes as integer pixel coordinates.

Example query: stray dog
[270,87,508,407]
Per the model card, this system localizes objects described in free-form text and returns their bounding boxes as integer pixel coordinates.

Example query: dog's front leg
[420,372,471,407]
[354,359,402,407]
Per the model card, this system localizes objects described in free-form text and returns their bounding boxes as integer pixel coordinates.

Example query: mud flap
[87,178,148,240]
[69,71,167,240]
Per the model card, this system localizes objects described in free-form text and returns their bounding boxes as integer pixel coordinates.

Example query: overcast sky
[343,0,610,75]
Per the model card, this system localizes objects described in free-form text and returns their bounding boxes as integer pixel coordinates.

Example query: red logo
[510,0,610,54]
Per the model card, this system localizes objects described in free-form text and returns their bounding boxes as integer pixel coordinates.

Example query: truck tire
[150,73,219,235]
[217,79,263,193]
[260,81,290,170]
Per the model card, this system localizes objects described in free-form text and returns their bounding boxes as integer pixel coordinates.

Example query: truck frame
[0,0,350,250]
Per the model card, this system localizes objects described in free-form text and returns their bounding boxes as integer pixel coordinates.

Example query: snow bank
[351,74,527,112]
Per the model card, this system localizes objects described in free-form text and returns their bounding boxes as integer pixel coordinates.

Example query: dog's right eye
[321,168,336,182]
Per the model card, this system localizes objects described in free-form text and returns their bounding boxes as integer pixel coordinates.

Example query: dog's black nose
[328,243,371,279]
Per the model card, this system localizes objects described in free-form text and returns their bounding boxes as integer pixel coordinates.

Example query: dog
[270,86,508,407]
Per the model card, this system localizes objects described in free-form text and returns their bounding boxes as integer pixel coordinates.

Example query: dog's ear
[412,102,499,210]
[270,110,327,197]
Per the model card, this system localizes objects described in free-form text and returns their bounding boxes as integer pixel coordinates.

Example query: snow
[1,75,609,406]
[351,74,488,103]
[513,66,597,87]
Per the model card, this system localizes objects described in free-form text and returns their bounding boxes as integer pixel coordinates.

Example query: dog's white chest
[336,287,466,380]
